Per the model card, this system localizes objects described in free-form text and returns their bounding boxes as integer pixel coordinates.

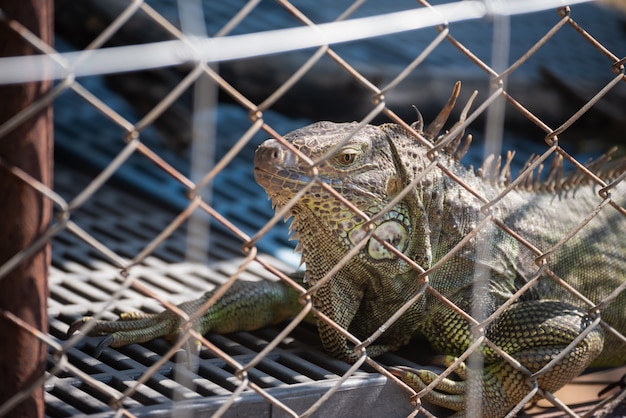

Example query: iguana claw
[94,335,114,357]
[67,317,89,339]
[390,356,466,412]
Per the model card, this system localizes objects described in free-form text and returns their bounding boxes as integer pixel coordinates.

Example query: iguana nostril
[267,146,279,160]
[255,140,284,165]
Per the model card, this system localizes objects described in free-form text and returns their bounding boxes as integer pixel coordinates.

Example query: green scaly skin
[68,87,626,417]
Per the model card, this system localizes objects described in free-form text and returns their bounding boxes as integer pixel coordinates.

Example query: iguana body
[69,86,626,417]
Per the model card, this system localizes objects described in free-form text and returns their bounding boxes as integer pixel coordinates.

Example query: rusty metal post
[0,0,53,417]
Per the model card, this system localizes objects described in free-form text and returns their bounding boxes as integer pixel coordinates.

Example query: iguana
[68,83,626,417]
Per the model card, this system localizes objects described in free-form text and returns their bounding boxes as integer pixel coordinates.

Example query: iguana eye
[334,148,359,166]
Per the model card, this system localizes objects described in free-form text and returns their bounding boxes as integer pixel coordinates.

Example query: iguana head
[253,121,427,272]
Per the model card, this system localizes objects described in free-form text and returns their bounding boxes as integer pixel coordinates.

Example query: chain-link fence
[1,0,625,417]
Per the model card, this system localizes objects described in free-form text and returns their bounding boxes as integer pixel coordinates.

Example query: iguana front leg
[67,279,302,354]
[310,272,411,363]
[311,276,370,362]
[392,300,604,417]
